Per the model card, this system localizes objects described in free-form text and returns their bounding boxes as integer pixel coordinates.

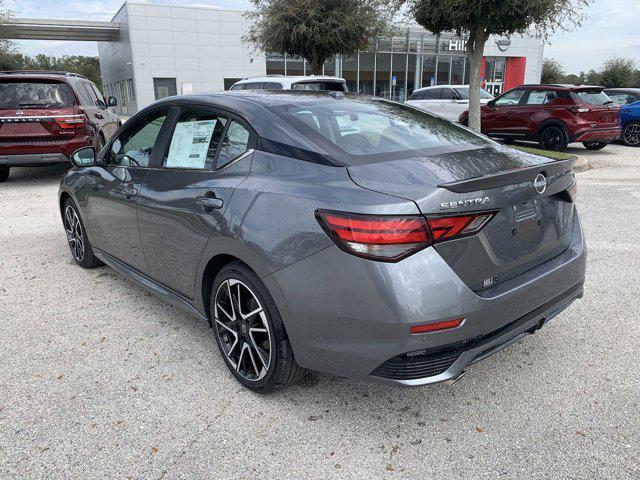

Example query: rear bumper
[572,127,621,143]
[0,152,69,166]
[264,212,587,385]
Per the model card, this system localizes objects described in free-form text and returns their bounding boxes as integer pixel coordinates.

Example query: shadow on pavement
[3,164,70,187]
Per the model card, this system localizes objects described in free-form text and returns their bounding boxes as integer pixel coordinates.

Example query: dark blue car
[605,88,640,147]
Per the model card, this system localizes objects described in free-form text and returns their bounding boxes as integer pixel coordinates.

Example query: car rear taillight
[316,210,496,262]
[428,212,496,241]
[54,114,86,129]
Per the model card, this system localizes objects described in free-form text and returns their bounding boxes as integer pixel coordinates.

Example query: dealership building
[8,1,545,115]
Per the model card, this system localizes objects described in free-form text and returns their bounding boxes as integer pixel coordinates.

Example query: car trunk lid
[348,146,577,291]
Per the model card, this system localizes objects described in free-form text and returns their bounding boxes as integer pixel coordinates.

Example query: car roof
[413,85,467,92]
[524,84,604,91]
[233,75,346,87]
[0,70,87,82]
[603,87,640,94]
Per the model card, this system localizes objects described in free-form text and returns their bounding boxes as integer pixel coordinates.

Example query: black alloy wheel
[539,125,568,151]
[63,199,102,268]
[211,262,304,393]
[623,122,640,147]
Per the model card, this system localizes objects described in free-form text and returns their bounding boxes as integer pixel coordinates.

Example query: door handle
[196,196,224,210]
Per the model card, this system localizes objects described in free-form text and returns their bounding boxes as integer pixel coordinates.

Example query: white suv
[406,85,494,122]
[229,75,348,92]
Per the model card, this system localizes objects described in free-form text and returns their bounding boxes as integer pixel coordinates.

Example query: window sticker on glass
[165,119,218,169]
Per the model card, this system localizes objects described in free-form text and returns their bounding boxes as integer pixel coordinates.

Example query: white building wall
[484,33,544,84]
[124,1,265,112]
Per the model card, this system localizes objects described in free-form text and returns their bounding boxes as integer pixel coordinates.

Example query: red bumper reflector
[410,318,464,334]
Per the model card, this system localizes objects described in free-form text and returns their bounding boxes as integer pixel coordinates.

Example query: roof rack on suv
[0,70,88,79]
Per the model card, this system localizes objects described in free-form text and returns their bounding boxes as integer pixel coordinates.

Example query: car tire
[622,121,640,147]
[583,142,608,150]
[0,166,9,183]
[63,198,102,269]
[539,125,568,151]
[211,261,305,393]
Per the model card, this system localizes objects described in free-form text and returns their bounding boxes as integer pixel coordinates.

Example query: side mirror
[71,147,96,167]
[487,99,496,108]
[107,96,118,107]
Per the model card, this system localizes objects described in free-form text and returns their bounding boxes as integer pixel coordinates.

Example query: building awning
[4,18,120,42]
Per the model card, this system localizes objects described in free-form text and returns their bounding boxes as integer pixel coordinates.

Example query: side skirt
[93,248,209,323]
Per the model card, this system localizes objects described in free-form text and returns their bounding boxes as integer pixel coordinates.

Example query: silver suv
[229,75,347,92]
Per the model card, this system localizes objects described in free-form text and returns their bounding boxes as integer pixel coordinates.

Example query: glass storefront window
[422,56,436,88]
[266,53,285,75]
[391,53,407,101]
[286,54,304,76]
[437,55,451,85]
[342,54,358,92]
[359,52,375,95]
[375,52,391,98]
[406,53,417,98]
[451,56,464,85]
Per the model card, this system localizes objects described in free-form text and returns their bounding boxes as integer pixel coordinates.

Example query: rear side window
[108,111,167,167]
[163,109,227,170]
[572,91,611,105]
[409,90,425,100]
[440,88,456,100]
[525,90,557,105]
[607,92,638,105]
[0,81,75,109]
[229,84,245,90]
[262,82,283,90]
[216,121,250,169]
[426,88,441,99]
[242,82,263,89]
[291,82,346,92]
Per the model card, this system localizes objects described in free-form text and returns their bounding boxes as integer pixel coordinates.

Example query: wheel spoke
[236,342,248,372]
[246,343,261,377]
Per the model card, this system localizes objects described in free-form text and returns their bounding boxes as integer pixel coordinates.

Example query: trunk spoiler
[438,158,575,193]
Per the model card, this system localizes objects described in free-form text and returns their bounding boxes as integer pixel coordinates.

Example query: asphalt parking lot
[1,143,639,479]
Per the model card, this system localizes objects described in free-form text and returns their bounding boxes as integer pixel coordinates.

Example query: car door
[507,88,555,136]
[84,107,172,272]
[137,106,255,298]
[482,88,526,134]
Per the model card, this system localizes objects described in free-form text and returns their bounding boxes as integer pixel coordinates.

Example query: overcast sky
[6,0,640,74]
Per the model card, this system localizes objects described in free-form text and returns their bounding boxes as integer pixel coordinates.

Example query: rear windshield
[269,98,489,161]
[291,82,346,92]
[572,91,612,106]
[454,87,494,100]
[0,81,75,109]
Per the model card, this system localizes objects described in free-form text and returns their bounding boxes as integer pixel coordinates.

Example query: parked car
[0,70,120,182]
[604,88,640,147]
[459,84,621,151]
[59,91,586,393]
[406,85,494,122]
[229,75,347,92]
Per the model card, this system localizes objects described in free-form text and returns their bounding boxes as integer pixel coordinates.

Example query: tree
[585,68,601,86]
[600,57,637,88]
[541,58,564,84]
[244,0,394,75]
[0,0,15,63]
[406,0,590,132]
[0,51,102,88]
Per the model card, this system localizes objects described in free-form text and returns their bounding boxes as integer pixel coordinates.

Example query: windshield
[572,91,612,106]
[269,99,489,160]
[0,81,75,109]
[291,82,347,92]
[454,87,494,100]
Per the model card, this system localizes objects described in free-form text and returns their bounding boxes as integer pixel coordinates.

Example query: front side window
[108,111,167,167]
[526,90,557,105]
[216,121,250,169]
[426,88,442,99]
[0,81,75,109]
[163,110,227,170]
[440,88,456,100]
[291,82,346,92]
[453,87,494,100]
[495,89,525,106]
[270,99,489,159]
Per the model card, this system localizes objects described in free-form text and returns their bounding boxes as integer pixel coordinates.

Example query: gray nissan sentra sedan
[58,91,586,393]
